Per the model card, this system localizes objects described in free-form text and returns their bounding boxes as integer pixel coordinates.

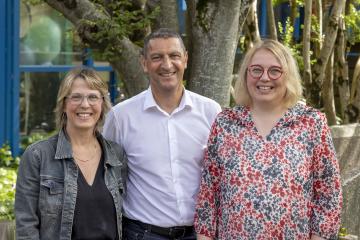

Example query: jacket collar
[54,129,121,167]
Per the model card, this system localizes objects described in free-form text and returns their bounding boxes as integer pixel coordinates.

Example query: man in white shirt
[103,28,221,240]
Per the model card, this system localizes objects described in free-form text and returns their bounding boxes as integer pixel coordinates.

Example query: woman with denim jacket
[15,67,127,240]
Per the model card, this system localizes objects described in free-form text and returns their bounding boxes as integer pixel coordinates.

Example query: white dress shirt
[102,88,221,227]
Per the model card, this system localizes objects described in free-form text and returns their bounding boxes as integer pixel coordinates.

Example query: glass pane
[20,3,80,65]
[20,3,111,65]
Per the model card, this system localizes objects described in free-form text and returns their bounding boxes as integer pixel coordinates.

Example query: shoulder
[112,90,147,113]
[216,106,248,123]
[100,135,125,157]
[185,90,221,110]
[293,103,327,124]
[21,134,58,161]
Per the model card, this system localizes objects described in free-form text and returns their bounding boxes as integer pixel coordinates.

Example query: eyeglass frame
[247,64,284,80]
[65,93,104,105]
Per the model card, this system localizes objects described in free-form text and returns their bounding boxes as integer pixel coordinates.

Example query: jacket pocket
[39,177,64,215]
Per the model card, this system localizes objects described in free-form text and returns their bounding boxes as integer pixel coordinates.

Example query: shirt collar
[143,87,193,112]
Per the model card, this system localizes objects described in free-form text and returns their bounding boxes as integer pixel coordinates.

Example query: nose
[260,71,270,81]
[161,56,172,69]
[79,96,90,107]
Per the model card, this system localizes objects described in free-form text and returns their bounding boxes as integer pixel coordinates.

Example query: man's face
[141,37,188,94]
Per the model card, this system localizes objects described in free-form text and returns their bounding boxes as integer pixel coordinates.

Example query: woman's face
[246,48,287,108]
[63,78,103,133]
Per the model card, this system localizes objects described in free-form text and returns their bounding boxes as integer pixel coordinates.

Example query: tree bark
[44,0,148,97]
[349,56,360,122]
[147,0,179,31]
[289,0,297,29]
[302,0,312,101]
[266,0,277,40]
[245,0,260,46]
[186,0,252,107]
[322,52,337,125]
[310,0,344,107]
[313,0,323,58]
[334,13,350,122]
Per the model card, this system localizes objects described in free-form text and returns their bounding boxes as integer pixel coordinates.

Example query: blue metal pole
[109,71,117,104]
[259,0,268,37]
[177,0,186,34]
[0,0,6,148]
[0,0,20,155]
[10,0,20,156]
[82,48,94,66]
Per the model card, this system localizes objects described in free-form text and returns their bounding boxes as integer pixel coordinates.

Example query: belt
[123,217,194,239]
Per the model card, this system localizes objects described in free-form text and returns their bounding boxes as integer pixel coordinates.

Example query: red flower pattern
[195,103,342,240]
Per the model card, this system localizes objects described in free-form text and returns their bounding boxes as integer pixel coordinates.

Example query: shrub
[0,168,17,220]
[0,144,18,220]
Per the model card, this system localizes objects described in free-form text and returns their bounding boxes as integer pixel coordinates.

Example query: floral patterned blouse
[194,103,342,240]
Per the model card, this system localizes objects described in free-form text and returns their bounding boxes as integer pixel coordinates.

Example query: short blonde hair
[234,39,303,108]
[54,67,112,133]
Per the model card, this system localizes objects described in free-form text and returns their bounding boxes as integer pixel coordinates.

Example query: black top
[72,155,118,240]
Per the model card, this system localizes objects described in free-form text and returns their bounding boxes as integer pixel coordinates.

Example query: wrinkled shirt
[195,103,342,240]
[15,130,127,240]
[103,88,221,227]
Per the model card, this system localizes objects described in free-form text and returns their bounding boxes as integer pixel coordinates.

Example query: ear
[184,51,188,69]
[140,55,148,73]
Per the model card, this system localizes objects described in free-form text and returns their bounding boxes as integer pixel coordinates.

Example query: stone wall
[331,124,360,238]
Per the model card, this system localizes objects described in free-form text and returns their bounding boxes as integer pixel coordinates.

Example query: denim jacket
[15,129,127,240]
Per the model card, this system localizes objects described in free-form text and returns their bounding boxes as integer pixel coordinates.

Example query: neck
[66,126,97,146]
[251,102,287,117]
[151,86,184,114]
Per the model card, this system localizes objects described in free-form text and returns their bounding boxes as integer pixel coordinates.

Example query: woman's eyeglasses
[66,93,103,105]
[247,65,283,80]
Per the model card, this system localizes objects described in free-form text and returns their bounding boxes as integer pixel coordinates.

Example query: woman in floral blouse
[195,40,342,240]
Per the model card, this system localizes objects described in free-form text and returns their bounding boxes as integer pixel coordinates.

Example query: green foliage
[278,18,304,71]
[0,144,18,221]
[81,0,159,61]
[0,144,20,170]
[22,0,42,5]
[21,132,51,150]
[339,227,348,237]
[344,2,360,45]
[0,168,17,220]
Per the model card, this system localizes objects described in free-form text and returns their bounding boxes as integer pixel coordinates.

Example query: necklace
[72,143,98,163]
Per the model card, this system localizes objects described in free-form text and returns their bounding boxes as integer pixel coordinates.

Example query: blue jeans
[123,218,196,240]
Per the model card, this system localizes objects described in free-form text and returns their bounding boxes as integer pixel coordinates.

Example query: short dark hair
[142,28,186,57]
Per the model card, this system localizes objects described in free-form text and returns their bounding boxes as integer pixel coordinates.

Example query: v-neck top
[194,103,342,239]
[72,154,118,240]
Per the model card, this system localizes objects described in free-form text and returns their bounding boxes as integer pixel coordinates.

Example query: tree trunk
[334,14,350,122]
[266,0,277,40]
[245,0,260,46]
[313,0,323,58]
[302,0,312,101]
[310,0,344,107]
[148,0,179,31]
[289,0,297,29]
[186,0,252,107]
[349,56,360,122]
[44,0,148,97]
[322,52,337,125]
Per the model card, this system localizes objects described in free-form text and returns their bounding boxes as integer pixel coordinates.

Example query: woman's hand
[197,234,213,240]
[311,234,326,240]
